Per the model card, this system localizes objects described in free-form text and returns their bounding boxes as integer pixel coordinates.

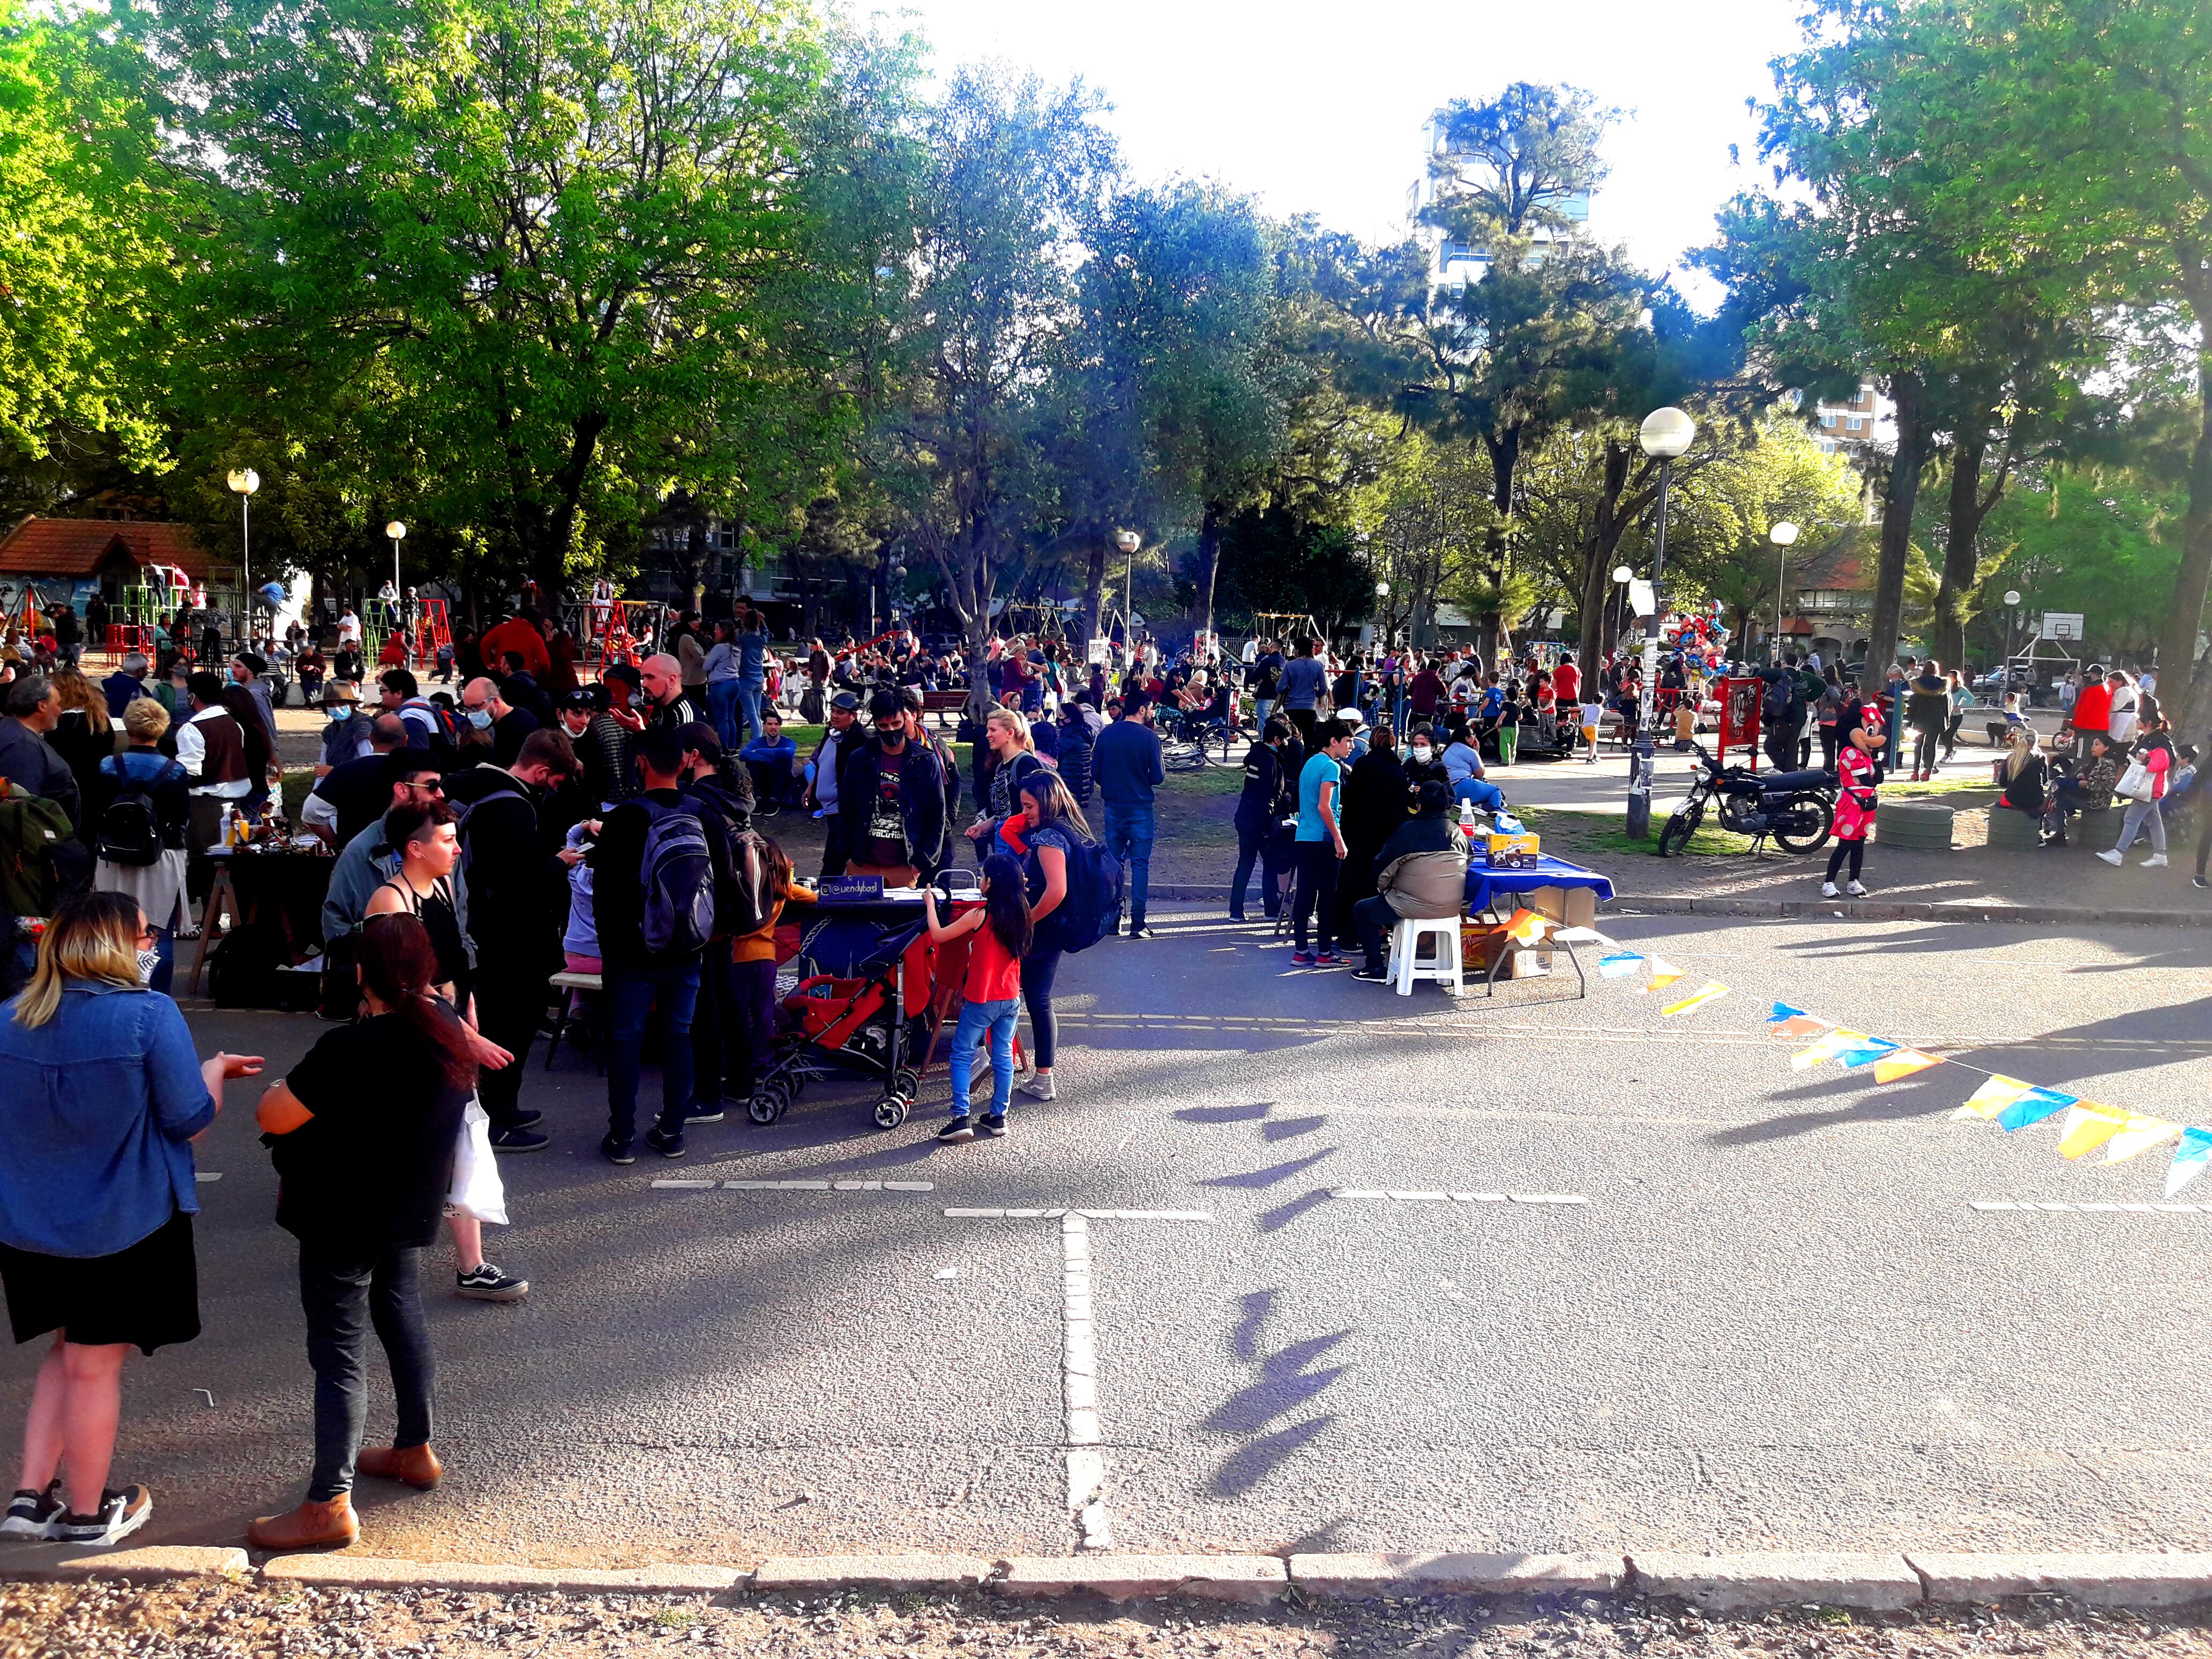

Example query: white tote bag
[2116,758,2156,802]
[446,1096,509,1226]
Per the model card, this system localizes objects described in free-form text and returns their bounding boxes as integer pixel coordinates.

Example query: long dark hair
[978,852,1032,960]
[358,914,476,1089]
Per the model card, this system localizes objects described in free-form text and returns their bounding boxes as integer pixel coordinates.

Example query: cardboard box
[1484,832,1540,870]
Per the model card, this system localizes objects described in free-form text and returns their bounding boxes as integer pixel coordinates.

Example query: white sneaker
[2097,849,2124,866]
[1847,880,1868,896]
[1820,882,1839,899]
[2143,854,2170,868]
[1018,1073,1056,1102]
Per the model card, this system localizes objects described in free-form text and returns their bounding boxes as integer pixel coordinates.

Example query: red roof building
[0,516,213,586]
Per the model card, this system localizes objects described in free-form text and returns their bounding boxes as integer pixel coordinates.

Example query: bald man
[638,652,702,733]
[460,674,539,767]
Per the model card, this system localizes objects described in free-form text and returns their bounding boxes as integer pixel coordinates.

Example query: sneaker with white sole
[455,1263,530,1302]
[53,1485,151,1547]
[1,1479,64,1540]
[1820,882,1839,899]
[1847,880,1868,896]
[938,1116,975,1144]
[1018,1074,1056,1102]
[2143,854,2170,868]
[2098,849,2124,865]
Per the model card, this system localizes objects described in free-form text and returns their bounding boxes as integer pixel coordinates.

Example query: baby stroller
[750,874,1023,1131]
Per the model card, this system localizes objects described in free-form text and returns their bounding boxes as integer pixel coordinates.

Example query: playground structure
[565,594,669,669]
[363,594,452,670]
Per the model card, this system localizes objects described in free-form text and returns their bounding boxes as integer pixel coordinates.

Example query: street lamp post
[1626,408,1695,840]
[1768,521,1800,664]
[2002,588,2023,693]
[1117,529,1141,665]
[386,521,407,661]
[226,468,259,649]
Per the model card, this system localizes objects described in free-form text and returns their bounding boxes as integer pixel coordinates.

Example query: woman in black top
[247,914,477,1551]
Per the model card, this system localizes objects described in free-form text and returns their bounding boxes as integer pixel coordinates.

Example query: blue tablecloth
[1464,855,1616,915]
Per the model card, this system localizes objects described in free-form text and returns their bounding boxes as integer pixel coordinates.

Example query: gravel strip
[10,1575,2212,1659]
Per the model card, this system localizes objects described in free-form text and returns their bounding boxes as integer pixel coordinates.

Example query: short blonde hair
[122,696,171,743]
[13,892,141,1028]
[985,706,1033,751]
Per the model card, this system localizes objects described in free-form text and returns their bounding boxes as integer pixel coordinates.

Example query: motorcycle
[1656,741,1836,857]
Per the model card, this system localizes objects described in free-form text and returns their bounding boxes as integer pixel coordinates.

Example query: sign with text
[819,875,884,903]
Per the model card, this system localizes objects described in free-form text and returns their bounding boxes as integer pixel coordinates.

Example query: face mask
[465,708,493,730]
[136,948,161,985]
[1411,744,1433,762]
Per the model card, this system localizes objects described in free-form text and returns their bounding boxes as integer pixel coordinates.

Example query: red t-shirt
[480,619,552,678]
[1553,663,1580,704]
[2071,682,2113,733]
[965,920,1023,1004]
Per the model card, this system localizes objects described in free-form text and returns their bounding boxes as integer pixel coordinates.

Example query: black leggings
[1023,947,1062,1070]
[1825,839,1866,883]
[301,1244,432,1501]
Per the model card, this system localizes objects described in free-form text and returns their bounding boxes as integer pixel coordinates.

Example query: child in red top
[1822,703,1882,898]
[922,852,1032,1142]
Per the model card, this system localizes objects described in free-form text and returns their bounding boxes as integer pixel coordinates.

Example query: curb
[15,1548,2212,1611]
[1149,884,2204,927]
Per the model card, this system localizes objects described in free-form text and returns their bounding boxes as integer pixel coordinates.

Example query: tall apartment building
[1406,113,1591,288]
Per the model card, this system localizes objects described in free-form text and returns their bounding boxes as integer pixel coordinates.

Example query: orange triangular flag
[1503,908,1546,945]
[1641,956,1685,993]
[1872,1049,1944,1084]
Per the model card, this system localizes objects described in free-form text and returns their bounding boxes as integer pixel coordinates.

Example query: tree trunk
[1864,369,1927,683]
[1932,430,1987,674]
[1575,438,1634,671]
[1078,532,1111,651]
[2159,309,2212,737]
[1193,505,1223,647]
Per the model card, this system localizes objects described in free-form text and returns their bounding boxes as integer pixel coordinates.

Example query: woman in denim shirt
[0,893,261,1548]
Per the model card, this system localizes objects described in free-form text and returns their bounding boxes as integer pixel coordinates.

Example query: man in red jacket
[2068,663,2112,761]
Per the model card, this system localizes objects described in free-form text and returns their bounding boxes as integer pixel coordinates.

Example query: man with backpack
[674,724,767,1118]
[593,724,713,1163]
[379,668,456,760]
[444,727,581,1151]
[1755,656,1815,775]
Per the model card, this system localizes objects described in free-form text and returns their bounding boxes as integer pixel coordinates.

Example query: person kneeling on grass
[1351,780,1469,983]
[926,853,1032,1145]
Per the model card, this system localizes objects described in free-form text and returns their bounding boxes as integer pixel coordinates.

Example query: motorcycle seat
[1757,768,1835,791]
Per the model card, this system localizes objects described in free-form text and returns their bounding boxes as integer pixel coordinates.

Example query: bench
[921,689,968,724]
[545,970,604,1073]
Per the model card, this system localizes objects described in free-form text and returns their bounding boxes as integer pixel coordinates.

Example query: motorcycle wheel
[1770,793,1834,855]
[1656,805,1701,858]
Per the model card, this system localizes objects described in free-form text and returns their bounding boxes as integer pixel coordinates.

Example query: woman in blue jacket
[0,892,260,1547]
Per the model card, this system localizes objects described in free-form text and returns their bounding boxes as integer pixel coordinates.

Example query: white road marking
[1329,1189,1588,1205]
[648,1178,936,1193]
[1970,1200,2202,1214]
[195,1172,222,1183]
[942,1207,1211,1221]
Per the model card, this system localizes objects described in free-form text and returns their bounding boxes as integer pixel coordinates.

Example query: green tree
[0,0,175,512]
[146,0,833,607]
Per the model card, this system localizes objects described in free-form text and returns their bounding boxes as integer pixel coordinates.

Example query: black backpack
[638,798,716,957]
[1036,831,1123,955]
[97,767,169,867]
[1761,676,1793,728]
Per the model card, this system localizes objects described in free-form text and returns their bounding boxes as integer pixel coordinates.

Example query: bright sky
[879,0,1809,291]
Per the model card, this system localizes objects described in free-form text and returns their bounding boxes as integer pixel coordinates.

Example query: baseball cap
[829,690,861,712]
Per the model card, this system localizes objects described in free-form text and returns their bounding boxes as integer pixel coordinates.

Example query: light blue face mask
[465,707,493,730]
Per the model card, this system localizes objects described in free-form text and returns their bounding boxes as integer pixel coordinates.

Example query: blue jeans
[1454,777,1505,813]
[737,680,765,746]
[1102,801,1155,925]
[948,996,1019,1119]
[707,679,744,752]
[605,960,702,1144]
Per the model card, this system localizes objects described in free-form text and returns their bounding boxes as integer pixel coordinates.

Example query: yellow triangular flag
[1791,1028,1861,1071]
[1660,981,1729,1018]
[2056,1104,2127,1160]
[1503,908,1546,945]
[1872,1049,1944,1085]
[1952,1074,2031,1121]
[1641,956,1686,993]
[2105,1116,2183,1165]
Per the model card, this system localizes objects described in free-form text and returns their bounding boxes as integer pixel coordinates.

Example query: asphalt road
[8,909,2211,1565]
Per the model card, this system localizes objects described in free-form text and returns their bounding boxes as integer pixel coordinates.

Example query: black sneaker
[455,1263,530,1302]
[938,1116,975,1144]
[2196,876,2209,890]
[488,1126,549,1153]
[1,1479,63,1541]
[1350,966,1392,983]
[600,1133,637,1165]
[684,1105,726,1124]
[645,1125,686,1159]
[981,1113,1008,1138]
[507,1109,544,1129]
[53,1485,150,1546]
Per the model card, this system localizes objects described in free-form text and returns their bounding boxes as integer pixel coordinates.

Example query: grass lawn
[1518,804,1758,860]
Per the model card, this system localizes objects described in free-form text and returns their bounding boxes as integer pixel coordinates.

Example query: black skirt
[0,1208,200,1356]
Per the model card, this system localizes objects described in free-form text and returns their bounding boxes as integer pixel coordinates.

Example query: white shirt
[175,705,252,799]
[337,611,361,645]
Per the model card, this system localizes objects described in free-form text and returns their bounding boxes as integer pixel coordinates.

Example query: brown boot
[355,1443,442,1490]
[246,1493,358,1552]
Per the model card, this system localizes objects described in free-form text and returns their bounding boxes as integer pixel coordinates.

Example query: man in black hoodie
[445,726,580,1149]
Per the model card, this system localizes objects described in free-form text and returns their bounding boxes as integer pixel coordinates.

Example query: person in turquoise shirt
[1290,720,1355,965]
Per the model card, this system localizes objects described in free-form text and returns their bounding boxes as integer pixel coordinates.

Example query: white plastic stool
[1385,916,1464,996]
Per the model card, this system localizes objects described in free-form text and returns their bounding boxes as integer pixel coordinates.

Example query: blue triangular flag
[1996,1087,2077,1132]
[2167,1127,2212,1197]
[1839,1037,1902,1070]
[1597,952,1644,979]
[1767,1002,1810,1024]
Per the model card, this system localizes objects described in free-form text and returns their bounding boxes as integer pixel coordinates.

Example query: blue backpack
[1037,831,1122,955]
[639,800,716,958]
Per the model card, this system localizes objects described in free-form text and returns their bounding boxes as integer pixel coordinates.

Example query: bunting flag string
[1562,923,2211,1199]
